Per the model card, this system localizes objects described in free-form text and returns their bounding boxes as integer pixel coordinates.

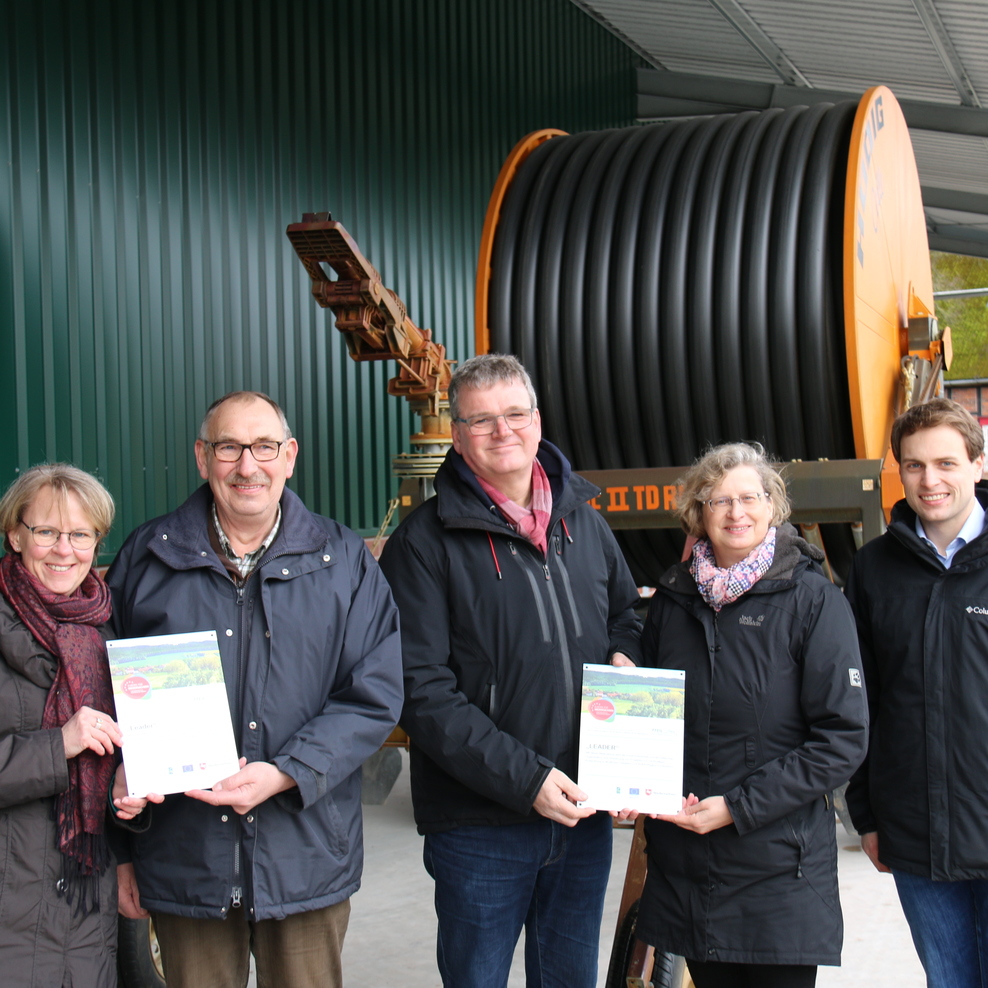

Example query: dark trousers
[423,812,613,988]
[685,959,818,988]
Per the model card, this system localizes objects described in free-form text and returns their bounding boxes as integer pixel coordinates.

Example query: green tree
[932,252,988,380]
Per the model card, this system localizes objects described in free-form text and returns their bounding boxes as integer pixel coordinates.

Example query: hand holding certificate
[577,663,686,814]
[107,630,241,797]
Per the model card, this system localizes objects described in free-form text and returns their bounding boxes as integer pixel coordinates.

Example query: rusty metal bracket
[287,214,454,427]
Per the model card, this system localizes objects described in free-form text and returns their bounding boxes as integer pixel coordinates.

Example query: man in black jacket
[379,354,641,988]
[846,397,988,987]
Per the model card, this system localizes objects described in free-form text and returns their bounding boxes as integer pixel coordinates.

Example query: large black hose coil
[485,103,859,583]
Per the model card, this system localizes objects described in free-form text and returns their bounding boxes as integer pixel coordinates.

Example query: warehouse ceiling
[572,0,988,258]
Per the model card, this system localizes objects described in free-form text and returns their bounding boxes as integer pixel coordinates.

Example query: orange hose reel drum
[843,85,934,508]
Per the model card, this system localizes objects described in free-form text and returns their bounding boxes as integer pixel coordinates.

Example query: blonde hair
[0,463,115,553]
[675,442,790,539]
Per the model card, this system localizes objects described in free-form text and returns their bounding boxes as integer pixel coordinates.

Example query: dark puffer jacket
[638,526,868,966]
[378,441,642,834]
[845,490,988,880]
[106,484,403,920]
[0,594,117,988]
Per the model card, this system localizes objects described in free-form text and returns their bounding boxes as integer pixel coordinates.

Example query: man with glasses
[379,354,641,988]
[106,390,403,988]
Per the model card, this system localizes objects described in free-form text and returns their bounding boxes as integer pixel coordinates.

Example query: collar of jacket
[657,523,822,600]
[145,484,333,572]
[435,440,598,534]
[886,483,988,569]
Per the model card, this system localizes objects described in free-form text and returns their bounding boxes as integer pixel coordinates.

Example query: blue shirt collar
[915,498,986,568]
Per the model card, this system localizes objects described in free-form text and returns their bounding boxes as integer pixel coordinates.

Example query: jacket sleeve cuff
[271,755,321,810]
[723,787,750,834]
[522,758,555,811]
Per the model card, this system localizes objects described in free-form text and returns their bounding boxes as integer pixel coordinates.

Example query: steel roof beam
[910,0,982,108]
[705,0,811,87]
[638,69,988,138]
[923,188,988,216]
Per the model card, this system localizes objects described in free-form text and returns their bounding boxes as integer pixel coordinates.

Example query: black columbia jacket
[638,527,868,965]
[845,489,988,880]
[378,441,642,834]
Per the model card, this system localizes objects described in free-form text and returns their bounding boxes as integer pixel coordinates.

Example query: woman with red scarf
[0,463,139,987]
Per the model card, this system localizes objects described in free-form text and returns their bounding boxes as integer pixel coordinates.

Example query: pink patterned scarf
[477,457,553,556]
[690,527,777,611]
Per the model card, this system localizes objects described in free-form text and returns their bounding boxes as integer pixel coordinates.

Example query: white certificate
[107,630,241,797]
[577,663,686,814]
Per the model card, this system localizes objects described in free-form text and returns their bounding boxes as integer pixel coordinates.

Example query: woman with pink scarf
[636,443,868,988]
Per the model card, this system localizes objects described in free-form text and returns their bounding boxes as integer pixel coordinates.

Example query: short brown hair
[676,442,791,539]
[0,463,115,554]
[891,397,984,463]
[198,391,292,442]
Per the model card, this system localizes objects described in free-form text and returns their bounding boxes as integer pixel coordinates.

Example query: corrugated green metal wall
[0,0,638,554]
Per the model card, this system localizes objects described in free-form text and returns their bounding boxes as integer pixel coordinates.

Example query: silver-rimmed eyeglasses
[704,492,770,514]
[20,520,100,550]
[205,440,287,462]
[454,408,535,436]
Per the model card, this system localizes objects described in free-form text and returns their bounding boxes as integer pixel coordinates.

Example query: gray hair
[198,391,293,442]
[0,463,115,554]
[676,442,791,539]
[449,354,538,421]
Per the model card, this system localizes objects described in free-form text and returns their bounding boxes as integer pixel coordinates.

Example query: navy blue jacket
[107,484,403,920]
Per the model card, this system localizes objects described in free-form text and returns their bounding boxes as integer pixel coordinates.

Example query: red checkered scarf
[0,551,114,914]
[477,457,553,556]
[689,526,777,611]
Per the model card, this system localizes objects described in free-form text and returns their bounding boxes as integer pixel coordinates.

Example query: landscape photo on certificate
[578,663,686,814]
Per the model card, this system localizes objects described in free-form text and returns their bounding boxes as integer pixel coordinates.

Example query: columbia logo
[966,606,988,615]
[739,614,765,627]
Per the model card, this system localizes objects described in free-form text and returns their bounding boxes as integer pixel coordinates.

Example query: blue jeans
[893,870,988,987]
[423,812,613,988]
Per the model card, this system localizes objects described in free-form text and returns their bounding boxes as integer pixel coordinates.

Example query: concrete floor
[340,751,926,987]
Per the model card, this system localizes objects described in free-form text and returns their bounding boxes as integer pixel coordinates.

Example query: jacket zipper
[553,535,584,638]
[509,542,552,642]
[508,539,575,725]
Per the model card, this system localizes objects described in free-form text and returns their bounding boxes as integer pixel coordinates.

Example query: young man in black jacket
[846,397,988,988]
[379,354,641,988]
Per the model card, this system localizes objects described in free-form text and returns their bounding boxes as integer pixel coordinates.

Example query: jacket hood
[435,440,598,531]
[658,523,823,598]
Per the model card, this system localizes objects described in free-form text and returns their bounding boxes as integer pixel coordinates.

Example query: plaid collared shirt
[211,501,282,579]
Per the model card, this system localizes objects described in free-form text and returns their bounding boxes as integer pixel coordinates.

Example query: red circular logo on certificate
[588,698,616,721]
[121,675,152,699]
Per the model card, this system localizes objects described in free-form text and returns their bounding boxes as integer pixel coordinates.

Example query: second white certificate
[577,663,686,814]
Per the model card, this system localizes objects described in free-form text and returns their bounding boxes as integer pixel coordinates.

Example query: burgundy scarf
[478,457,553,556]
[0,552,114,914]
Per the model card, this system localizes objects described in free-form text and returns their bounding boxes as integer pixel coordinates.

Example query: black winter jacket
[638,526,868,965]
[107,485,403,920]
[845,490,988,880]
[378,441,642,834]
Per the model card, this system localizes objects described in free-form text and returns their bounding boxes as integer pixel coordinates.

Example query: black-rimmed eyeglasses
[204,441,287,462]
